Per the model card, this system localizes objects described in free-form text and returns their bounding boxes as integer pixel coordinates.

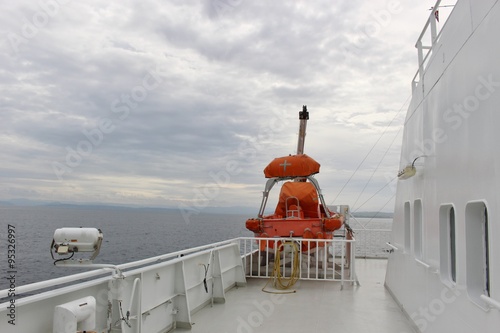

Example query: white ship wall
[386,0,500,332]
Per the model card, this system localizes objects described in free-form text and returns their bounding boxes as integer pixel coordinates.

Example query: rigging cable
[351,125,403,210]
[352,175,398,214]
[332,94,410,204]
[358,192,397,229]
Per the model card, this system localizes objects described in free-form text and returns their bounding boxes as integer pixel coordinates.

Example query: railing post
[351,239,359,286]
[430,8,437,45]
[340,239,345,289]
[412,79,417,92]
[239,236,359,284]
[250,240,254,277]
[346,231,352,268]
[416,39,424,82]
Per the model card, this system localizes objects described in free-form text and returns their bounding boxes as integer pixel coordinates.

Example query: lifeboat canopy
[263,154,320,178]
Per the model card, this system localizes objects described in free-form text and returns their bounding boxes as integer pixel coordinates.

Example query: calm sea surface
[0,206,253,289]
[0,206,392,290]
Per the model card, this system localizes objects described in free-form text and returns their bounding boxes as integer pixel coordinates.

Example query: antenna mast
[297,105,309,155]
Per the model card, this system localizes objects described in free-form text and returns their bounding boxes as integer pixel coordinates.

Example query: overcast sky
[0,0,447,213]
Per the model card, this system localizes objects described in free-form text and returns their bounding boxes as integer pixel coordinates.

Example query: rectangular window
[484,211,490,296]
[450,208,456,282]
[404,202,411,252]
[465,202,490,305]
[439,205,456,284]
[414,200,423,259]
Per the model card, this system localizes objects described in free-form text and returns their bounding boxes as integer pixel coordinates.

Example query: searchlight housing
[51,227,103,260]
[50,227,122,277]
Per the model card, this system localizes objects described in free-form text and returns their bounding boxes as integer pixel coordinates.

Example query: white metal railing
[481,294,500,311]
[0,234,395,332]
[0,234,371,302]
[0,239,247,333]
[412,0,458,93]
[0,238,240,300]
[238,237,358,289]
[347,215,393,258]
[352,228,392,258]
[413,0,441,92]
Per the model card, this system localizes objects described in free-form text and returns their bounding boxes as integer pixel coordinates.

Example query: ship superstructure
[385,0,500,331]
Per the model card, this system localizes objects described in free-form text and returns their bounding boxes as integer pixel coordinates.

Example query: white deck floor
[174,259,416,333]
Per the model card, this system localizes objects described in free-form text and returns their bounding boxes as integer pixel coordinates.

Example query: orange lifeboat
[245,154,344,251]
[263,154,320,178]
[246,106,345,252]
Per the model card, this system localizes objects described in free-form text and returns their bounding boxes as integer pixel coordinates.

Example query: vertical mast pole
[297,105,309,155]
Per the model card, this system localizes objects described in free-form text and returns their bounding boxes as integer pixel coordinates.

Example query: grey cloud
[0,0,427,209]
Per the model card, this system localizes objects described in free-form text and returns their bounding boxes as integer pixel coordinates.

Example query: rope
[262,241,300,294]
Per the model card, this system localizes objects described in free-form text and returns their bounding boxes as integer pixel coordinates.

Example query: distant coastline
[0,199,393,218]
[350,211,393,219]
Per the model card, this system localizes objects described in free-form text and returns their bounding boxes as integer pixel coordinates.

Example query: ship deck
[174,258,416,333]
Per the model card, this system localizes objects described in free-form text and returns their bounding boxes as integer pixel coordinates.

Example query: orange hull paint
[245,215,343,251]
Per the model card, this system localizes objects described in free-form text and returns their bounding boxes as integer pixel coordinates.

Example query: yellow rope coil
[262,241,300,294]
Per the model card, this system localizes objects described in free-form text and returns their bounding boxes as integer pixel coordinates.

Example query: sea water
[0,206,391,290]
[0,206,253,289]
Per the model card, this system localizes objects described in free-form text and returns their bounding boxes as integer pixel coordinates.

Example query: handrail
[117,238,238,270]
[0,235,366,299]
[481,294,500,310]
[0,239,247,333]
[238,236,356,244]
[0,238,239,298]
[415,0,442,47]
[128,278,141,333]
[412,43,435,87]
[239,236,358,289]
[0,268,111,299]
[386,242,398,251]
[412,0,454,92]
[415,258,431,269]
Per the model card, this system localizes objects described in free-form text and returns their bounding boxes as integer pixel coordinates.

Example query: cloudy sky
[0,0,447,212]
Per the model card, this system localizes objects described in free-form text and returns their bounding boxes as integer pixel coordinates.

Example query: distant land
[350,211,393,219]
[0,199,258,215]
[0,199,393,218]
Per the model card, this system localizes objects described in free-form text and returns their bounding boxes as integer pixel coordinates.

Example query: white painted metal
[0,235,361,332]
[386,0,500,332]
[239,236,358,288]
[53,228,102,253]
[0,241,246,333]
[172,259,417,333]
[481,294,500,311]
[53,296,96,333]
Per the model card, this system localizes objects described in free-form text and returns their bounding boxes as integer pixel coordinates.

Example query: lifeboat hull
[246,215,343,251]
